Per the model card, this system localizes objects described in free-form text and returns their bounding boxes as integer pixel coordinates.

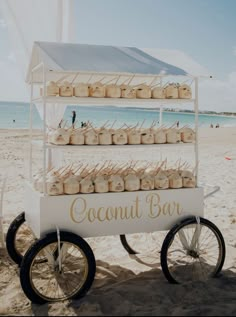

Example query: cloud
[143,48,236,113]
[0,60,28,102]
[0,18,6,28]
[233,46,236,56]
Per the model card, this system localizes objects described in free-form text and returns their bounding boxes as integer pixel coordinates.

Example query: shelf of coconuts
[31,140,195,150]
[32,96,195,106]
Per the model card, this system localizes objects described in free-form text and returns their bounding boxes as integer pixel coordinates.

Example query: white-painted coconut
[124,174,140,191]
[74,83,89,97]
[63,175,80,194]
[152,87,166,99]
[109,175,125,192]
[94,176,109,193]
[166,129,180,144]
[84,131,99,145]
[59,81,73,97]
[179,84,192,99]
[40,81,59,96]
[169,172,183,189]
[154,129,167,144]
[136,84,151,99]
[89,82,105,98]
[50,128,71,145]
[120,85,136,99]
[47,176,64,196]
[128,130,141,145]
[70,130,85,145]
[35,176,45,193]
[80,178,95,193]
[181,128,195,143]
[155,171,169,189]
[33,172,43,192]
[141,130,154,144]
[99,129,112,145]
[112,130,128,145]
[140,174,155,190]
[181,170,196,188]
[106,84,121,98]
[165,84,179,99]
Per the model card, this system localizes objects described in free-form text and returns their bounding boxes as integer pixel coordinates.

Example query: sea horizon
[1,101,236,130]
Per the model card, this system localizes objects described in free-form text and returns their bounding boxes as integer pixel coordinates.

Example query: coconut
[120,85,136,99]
[141,130,154,144]
[136,84,151,99]
[181,170,196,188]
[63,175,80,194]
[128,130,141,145]
[181,128,195,143]
[155,171,169,189]
[40,81,59,97]
[99,129,112,145]
[124,174,140,191]
[140,174,155,190]
[89,82,105,98]
[94,175,109,193]
[59,81,73,97]
[152,87,166,99]
[166,129,180,144]
[112,130,128,145]
[80,178,95,194]
[179,84,192,99]
[106,84,121,98]
[84,130,99,145]
[74,83,89,97]
[165,84,179,99]
[70,129,85,145]
[109,175,125,192]
[50,128,71,145]
[169,172,183,189]
[47,176,64,196]
[154,129,167,144]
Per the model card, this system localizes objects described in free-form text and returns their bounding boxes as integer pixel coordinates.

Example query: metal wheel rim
[29,242,89,302]
[166,223,224,283]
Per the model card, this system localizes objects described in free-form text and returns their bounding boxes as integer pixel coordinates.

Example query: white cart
[6,42,225,304]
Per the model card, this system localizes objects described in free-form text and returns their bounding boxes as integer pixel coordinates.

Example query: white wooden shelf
[31,140,195,149]
[32,96,195,106]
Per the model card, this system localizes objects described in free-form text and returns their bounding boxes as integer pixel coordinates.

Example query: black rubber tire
[161,217,226,284]
[6,212,26,266]
[20,231,96,304]
[120,235,138,255]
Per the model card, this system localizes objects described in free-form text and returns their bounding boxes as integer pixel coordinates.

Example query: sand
[0,127,236,316]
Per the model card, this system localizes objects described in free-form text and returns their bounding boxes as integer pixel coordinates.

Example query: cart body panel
[25,182,204,239]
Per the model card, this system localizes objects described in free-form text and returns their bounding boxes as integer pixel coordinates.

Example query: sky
[0,0,236,111]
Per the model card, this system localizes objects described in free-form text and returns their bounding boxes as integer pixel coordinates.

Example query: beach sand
[0,128,236,316]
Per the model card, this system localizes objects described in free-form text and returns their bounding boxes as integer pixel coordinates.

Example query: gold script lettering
[147,193,162,219]
[70,197,87,223]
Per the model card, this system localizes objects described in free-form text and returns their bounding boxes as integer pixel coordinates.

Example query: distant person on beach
[13,119,15,123]
[210,123,213,128]
[176,121,179,128]
[72,111,76,128]
[216,123,220,128]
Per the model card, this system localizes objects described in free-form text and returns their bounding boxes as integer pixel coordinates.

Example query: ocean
[1,101,236,130]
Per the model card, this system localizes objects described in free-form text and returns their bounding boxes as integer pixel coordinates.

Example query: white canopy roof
[27,42,188,84]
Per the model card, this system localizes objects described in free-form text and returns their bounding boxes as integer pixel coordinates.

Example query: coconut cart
[6,42,225,304]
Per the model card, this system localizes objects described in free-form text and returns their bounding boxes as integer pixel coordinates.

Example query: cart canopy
[27,42,188,84]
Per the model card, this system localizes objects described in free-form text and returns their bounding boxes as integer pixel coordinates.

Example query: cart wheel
[20,231,96,304]
[120,232,163,255]
[6,212,37,266]
[161,217,225,284]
